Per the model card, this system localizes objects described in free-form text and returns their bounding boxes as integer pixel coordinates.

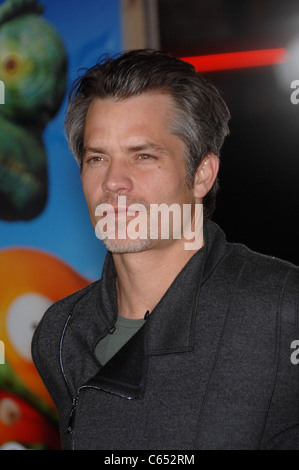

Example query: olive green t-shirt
[94,315,145,366]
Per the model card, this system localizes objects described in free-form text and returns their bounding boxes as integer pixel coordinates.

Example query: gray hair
[65,49,230,218]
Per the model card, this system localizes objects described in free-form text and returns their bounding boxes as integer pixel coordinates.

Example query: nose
[102,159,133,195]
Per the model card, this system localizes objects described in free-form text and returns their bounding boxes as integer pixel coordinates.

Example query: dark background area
[158,0,299,265]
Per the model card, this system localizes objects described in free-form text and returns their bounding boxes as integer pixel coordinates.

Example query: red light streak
[181,48,288,72]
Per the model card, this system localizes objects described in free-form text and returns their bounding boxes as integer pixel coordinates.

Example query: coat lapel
[84,323,148,399]
[61,220,239,402]
[82,242,207,399]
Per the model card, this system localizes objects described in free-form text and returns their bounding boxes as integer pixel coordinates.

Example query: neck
[112,238,202,319]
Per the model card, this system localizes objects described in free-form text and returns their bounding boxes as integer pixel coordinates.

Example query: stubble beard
[101,215,152,253]
[94,193,202,254]
[101,236,152,253]
[95,198,152,254]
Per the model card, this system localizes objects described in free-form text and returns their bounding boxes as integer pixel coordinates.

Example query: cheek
[81,173,100,202]
[81,179,99,224]
[153,172,189,202]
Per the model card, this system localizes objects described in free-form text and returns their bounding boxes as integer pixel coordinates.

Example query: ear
[193,153,219,200]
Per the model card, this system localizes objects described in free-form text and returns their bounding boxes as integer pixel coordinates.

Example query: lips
[95,196,149,221]
[111,206,127,214]
[103,206,132,216]
[99,204,144,217]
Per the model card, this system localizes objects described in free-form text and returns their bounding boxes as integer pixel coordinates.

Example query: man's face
[81,92,198,253]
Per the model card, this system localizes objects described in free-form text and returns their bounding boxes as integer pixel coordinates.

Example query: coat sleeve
[260,266,299,449]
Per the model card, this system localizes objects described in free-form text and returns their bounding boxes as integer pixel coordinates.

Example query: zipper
[59,312,74,400]
[67,385,103,449]
[67,377,139,438]
[59,312,79,449]
[67,395,78,435]
[59,307,118,447]
[59,310,116,400]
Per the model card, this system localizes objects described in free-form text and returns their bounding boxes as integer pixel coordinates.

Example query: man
[32,49,299,450]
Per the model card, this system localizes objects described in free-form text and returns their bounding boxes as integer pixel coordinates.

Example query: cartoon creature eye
[6,293,52,362]
[3,56,19,75]
[0,397,20,426]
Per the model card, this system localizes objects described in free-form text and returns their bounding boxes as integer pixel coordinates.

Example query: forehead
[83,93,187,165]
[84,92,178,133]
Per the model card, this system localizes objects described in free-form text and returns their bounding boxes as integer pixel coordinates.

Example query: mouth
[103,207,139,219]
[98,200,146,218]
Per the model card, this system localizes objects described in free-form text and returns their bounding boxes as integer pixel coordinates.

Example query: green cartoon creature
[0,0,67,220]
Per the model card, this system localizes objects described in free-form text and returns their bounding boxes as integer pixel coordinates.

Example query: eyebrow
[123,143,168,155]
[83,146,105,159]
[83,142,169,158]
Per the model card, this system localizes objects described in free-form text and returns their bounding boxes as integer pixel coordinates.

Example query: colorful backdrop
[0,0,122,450]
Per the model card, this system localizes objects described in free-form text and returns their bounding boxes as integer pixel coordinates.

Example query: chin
[101,238,152,254]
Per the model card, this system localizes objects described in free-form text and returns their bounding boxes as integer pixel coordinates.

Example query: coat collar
[96,219,229,354]
[61,220,231,397]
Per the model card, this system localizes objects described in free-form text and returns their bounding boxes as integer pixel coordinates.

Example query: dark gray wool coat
[32,220,299,450]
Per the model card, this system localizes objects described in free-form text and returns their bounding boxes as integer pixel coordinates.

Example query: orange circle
[0,248,90,407]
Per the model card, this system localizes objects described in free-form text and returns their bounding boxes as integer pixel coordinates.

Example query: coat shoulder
[31,280,101,362]
[230,241,299,281]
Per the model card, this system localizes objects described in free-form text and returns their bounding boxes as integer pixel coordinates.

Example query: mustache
[95,195,150,210]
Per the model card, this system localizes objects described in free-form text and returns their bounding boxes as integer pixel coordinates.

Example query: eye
[87,156,104,164]
[138,154,153,160]
[3,56,19,75]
